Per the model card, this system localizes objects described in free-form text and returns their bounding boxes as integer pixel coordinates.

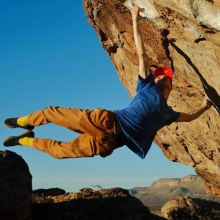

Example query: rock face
[161,196,220,220]
[0,150,32,220]
[32,187,165,220]
[130,175,220,208]
[83,0,220,195]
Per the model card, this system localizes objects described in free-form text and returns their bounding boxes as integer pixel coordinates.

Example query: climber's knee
[96,135,119,158]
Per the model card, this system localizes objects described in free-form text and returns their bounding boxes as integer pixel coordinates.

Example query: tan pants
[27,106,123,159]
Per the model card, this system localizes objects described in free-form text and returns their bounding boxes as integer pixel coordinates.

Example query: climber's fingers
[128,5,145,16]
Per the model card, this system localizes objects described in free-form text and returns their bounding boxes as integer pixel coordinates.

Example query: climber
[2,6,212,159]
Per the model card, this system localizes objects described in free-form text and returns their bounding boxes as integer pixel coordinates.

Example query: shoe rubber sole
[3,131,35,147]
[4,117,34,130]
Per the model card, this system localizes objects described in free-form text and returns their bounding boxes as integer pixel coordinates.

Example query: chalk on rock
[124,0,158,20]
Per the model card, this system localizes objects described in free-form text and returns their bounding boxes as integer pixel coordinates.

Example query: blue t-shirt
[114,71,180,159]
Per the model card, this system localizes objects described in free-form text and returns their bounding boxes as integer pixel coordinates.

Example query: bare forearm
[187,105,209,122]
[131,14,146,78]
[177,105,210,122]
[132,16,144,56]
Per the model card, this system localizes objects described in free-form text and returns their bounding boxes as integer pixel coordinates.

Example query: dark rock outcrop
[0,150,32,220]
[32,187,165,220]
[33,188,66,197]
[83,0,220,196]
[161,196,220,220]
[32,188,66,204]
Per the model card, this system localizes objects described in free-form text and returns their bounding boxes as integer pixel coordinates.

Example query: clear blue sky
[0,0,194,192]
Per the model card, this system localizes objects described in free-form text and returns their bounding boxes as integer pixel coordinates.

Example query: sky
[0,0,195,192]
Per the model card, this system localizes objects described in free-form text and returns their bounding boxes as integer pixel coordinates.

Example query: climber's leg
[29,133,121,159]
[27,107,117,136]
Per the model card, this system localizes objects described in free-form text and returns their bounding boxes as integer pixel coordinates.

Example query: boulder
[161,196,220,220]
[83,0,220,196]
[0,150,32,220]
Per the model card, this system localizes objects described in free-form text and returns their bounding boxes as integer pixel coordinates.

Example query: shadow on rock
[161,28,220,115]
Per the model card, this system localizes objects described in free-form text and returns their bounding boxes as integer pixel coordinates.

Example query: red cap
[152,67,173,80]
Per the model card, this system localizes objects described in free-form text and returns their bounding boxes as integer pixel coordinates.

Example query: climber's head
[151,66,173,100]
[152,66,173,80]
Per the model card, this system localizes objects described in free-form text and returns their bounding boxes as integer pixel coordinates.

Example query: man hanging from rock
[3,6,212,159]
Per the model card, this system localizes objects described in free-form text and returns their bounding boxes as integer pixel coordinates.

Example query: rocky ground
[0,150,165,220]
[162,197,220,220]
[32,187,165,220]
[2,150,220,220]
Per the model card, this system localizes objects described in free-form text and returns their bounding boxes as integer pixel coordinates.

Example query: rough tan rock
[0,150,32,220]
[161,196,220,220]
[83,0,220,196]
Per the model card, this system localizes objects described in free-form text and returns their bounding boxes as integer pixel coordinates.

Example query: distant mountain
[130,175,220,208]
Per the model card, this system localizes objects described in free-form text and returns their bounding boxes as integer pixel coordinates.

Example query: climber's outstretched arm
[176,98,212,122]
[129,6,146,79]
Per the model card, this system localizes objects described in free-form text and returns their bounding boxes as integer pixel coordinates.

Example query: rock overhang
[83,0,220,196]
